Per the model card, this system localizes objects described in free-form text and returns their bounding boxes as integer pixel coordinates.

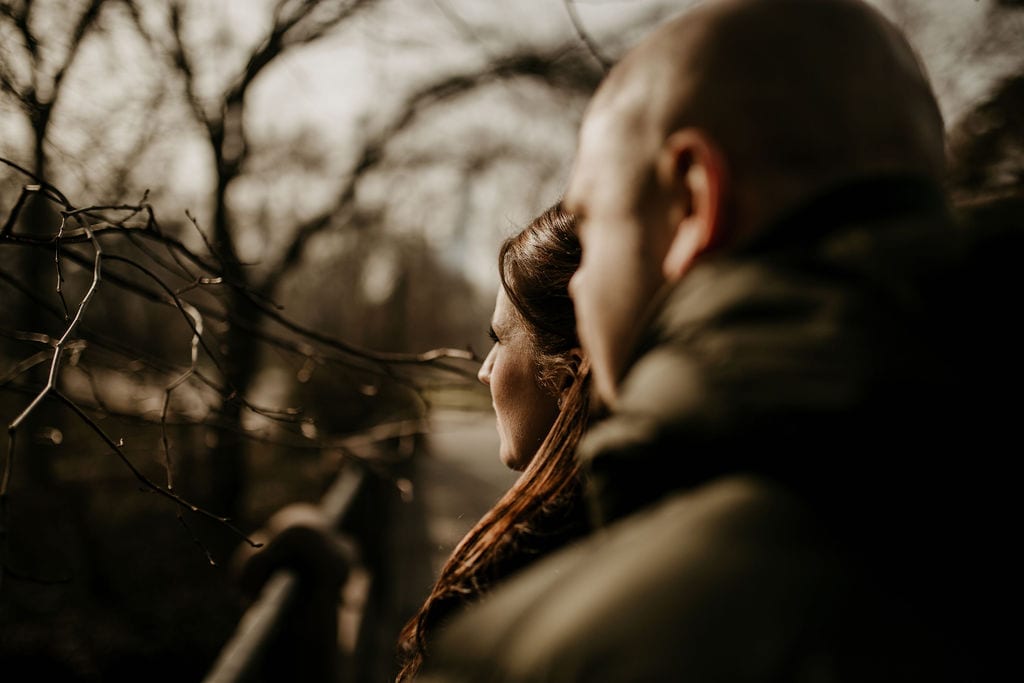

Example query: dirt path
[418,409,518,574]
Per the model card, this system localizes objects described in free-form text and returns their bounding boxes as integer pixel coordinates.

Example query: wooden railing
[203,431,433,683]
[203,464,366,683]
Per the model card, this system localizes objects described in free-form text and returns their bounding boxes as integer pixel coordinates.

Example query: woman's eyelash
[488,326,499,343]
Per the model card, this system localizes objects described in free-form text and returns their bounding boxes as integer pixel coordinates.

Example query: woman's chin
[499,448,527,472]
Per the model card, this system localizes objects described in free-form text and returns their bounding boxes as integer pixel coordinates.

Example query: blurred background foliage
[0,0,1021,680]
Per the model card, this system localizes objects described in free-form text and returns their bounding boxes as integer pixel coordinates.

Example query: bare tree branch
[2,157,479,375]
[160,300,201,489]
[51,389,259,540]
[6,214,100,447]
[167,0,210,131]
[563,0,613,71]
[0,60,22,99]
[0,176,276,586]
[263,45,601,289]
[430,0,493,57]
[4,213,105,588]
[2,0,38,60]
[49,0,106,110]
[0,156,70,205]
[0,0,109,183]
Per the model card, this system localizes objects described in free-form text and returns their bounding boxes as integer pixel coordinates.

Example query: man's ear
[655,128,727,282]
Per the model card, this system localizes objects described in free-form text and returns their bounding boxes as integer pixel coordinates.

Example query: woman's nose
[478,347,495,385]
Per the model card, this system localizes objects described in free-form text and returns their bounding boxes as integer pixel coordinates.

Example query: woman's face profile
[478,290,560,471]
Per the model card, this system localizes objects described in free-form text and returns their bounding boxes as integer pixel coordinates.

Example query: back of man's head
[564,0,949,404]
[596,0,946,237]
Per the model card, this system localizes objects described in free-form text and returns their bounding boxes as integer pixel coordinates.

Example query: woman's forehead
[492,289,528,336]
[492,289,515,324]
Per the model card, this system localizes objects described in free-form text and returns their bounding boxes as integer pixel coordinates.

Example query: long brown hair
[395,204,590,681]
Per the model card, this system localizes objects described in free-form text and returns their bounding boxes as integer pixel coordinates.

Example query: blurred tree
[0,9,609,673]
[0,0,110,485]
[0,0,106,182]
[112,0,606,518]
[132,0,387,520]
[1,0,609,547]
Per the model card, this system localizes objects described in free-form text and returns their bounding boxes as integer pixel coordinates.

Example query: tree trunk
[205,288,261,522]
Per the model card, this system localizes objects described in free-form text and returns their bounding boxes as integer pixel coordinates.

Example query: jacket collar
[738,173,950,255]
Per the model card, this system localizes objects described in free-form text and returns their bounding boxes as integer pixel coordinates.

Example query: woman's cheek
[491,352,534,467]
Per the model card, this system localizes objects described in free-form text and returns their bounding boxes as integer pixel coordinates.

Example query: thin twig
[2,184,41,235]
[7,216,103,448]
[2,206,102,591]
[563,0,614,72]
[52,389,260,548]
[161,302,202,491]
[7,232,479,383]
[100,255,309,422]
[54,214,70,320]
[0,157,70,207]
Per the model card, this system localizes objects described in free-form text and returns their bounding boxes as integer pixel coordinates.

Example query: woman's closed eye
[488,326,500,344]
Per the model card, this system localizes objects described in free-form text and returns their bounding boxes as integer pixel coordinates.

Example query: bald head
[589,0,946,235]
[564,0,948,403]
